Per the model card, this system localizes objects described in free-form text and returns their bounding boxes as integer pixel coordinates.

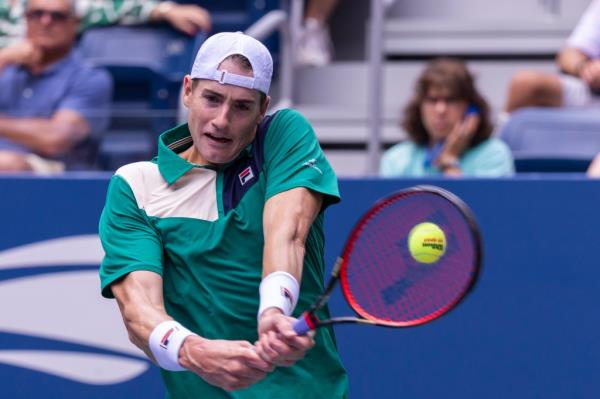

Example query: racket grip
[293,312,316,335]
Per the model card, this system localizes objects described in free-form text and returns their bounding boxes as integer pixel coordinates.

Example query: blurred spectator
[297,0,337,66]
[587,153,600,177]
[504,0,600,114]
[380,58,514,177]
[0,0,211,47]
[0,0,112,173]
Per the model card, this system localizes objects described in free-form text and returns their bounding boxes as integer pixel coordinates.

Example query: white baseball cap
[190,31,273,95]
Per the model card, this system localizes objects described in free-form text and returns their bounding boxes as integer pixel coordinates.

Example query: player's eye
[203,94,220,104]
[235,102,250,111]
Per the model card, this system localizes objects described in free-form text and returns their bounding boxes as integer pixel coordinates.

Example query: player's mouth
[205,133,232,144]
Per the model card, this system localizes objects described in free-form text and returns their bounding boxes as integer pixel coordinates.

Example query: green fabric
[99,109,348,398]
[156,124,196,184]
[380,137,515,177]
[0,0,24,47]
[263,109,340,209]
[99,175,164,298]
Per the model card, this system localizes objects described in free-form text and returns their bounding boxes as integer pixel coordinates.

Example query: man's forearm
[0,115,86,157]
[111,271,172,360]
[262,187,323,281]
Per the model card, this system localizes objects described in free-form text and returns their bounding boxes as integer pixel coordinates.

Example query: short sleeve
[566,0,600,58]
[59,66,113,137]
[99,175,164,298]
[263,109,340,208]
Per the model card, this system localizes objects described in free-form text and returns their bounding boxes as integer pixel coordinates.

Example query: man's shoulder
[110,161,164,203]
[263,108,314,141]
[269,108,308,125]
[115,161,160,182]
[66,52,113,84]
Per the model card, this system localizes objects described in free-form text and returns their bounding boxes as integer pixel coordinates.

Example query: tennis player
[99,31,348,397]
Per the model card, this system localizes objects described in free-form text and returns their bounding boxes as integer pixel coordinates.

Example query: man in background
[0,0,112,172]
[0,0,211,47]
[504,0,600,113]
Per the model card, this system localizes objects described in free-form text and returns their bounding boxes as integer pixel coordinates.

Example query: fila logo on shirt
[238,166,255,186]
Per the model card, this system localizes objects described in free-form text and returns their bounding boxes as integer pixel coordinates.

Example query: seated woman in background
[380,58,515,177]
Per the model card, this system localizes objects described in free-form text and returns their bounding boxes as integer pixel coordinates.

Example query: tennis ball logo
[408,222,446,264]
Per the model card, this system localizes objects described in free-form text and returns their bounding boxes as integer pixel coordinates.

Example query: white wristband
[149,320,196,371]
[258,271,300,318]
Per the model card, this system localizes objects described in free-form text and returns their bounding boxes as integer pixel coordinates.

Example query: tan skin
[420,87,480,176]
[305,0,338,24]
[111,59,316,391]
[149,1,211,36]
[587,153,600,177]
[504,47,599,112]
[0,0,90,166]
[557,47,600,90]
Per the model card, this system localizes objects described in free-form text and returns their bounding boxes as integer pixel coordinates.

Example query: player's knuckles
[269,342,290,357]
[256,336,277,354]
[292,336,314,348]
[261,344,279,359]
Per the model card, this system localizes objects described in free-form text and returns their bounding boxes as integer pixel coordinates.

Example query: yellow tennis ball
[408,222,446,264]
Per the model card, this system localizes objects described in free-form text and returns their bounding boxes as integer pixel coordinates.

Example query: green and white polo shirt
[99,109,348,399]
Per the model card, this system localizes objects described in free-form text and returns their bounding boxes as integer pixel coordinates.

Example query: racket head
[339,185,482,327]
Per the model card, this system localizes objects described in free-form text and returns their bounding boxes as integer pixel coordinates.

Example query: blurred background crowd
[1,0,600,178]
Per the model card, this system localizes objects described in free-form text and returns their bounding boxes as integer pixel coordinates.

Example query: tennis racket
[293,185,482,335]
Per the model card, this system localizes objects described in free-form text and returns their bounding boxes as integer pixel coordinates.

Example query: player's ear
[182,75,194,108]
[257,95,270,123]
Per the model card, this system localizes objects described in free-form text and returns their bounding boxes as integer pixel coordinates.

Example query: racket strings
[341,191,479,326]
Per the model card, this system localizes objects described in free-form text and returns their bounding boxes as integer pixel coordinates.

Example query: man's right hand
[579,59,600,91]
[0,41,42,70]
[178,335,274,391]
[436,113,480,166]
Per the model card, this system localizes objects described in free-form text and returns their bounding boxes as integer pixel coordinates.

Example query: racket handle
[293,312,316,335]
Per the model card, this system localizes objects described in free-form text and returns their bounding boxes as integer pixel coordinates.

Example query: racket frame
[297,185,483,331]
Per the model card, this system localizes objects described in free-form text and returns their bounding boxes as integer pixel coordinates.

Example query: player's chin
[203,152,235,166]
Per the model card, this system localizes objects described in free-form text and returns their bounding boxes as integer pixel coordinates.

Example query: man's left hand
[255,308,315,367]
[579,59,600,91]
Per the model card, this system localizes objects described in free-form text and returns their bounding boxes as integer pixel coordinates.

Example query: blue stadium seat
[78,25,200,170]
[498,107,600,172]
